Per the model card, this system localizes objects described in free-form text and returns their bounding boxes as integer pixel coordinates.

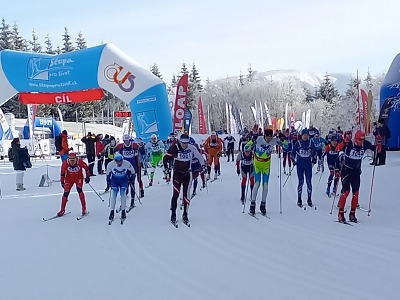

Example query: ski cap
[114,153,123,161]
[180,134,190,143]
[68,152,77,159]
[354,130,365,142]
[123,134,131,141]
[301,128,309,135]
[244,144,252,152]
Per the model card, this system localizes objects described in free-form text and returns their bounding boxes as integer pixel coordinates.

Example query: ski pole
[130,182,142,205]
[283,165,295,187]
[242,174,250,213]
[316,168,324,189]
[279,153,282,214]
[367,148,377,216]
[87,182,105,202]
[330,175,341,215]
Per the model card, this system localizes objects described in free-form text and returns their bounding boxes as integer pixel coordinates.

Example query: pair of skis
[248,212,270,220]
[42,211,89,222]
[108,217,126,225]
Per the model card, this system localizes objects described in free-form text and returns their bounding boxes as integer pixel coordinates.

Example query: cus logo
[104,63,135,92]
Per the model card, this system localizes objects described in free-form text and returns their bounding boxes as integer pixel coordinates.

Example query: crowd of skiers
[53,118,389,225]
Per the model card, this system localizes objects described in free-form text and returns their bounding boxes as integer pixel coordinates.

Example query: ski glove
[201,164,207,173]
[61,182,65,188]
[236,169,240,176]
[291,158,297,166]
[312,158,317,165]
[85,177,90,184]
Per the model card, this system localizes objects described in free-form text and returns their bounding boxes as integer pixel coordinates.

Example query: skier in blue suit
[291,128,317,208]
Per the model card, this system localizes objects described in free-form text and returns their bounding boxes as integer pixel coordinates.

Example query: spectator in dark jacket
[11,138,27,191]
[96,134,106,175]
[372,118,390,166]
[81,132,99,176]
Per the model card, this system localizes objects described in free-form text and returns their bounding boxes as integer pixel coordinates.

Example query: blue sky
[2,0,400,83]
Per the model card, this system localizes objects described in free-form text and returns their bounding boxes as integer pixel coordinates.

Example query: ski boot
[121,209,126,220]
[240,195,245,204]
[206,173,210,181]
[326,187,331,197]
[57,210,65,217]
[349,211,357,223]
[170,212,177,223]
[202,183,206,189]
[283,168,287,175]
[260,202,267,216]
[149,179,153,186]
[192,190,196,198]
[129,198,135,209]
[338,210,346,223]
[307,196,313,207]
[214,172,218,180]
[249,201,256,216]
[218,170,221,176]
[140,189,144,198]
[109,210,114,221]
[182,212,189,224]
[297,196,303,208]
[317,165,320,173]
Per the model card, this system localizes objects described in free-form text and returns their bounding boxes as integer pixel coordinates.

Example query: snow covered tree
[29,29,42,53]
[75,31,86,49]
[44,34,55,54]
[178,62,188,80]
[190,63,203,92]
[317,73,339,103]
[171,73,177,88]
[12,22,27,51]
[0,18,13,50]
[364,69,373,89]
[61,27,74,52]
[55,46,61,54]
[150,63,163,79]
[247,64,255,82]
[238,71,245,87]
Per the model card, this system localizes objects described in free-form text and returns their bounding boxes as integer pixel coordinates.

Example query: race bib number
[242,159,253,166]
[122,149,135,159]
[298,149,311,157]
[177,151,191,161]
[348,148,364,159]
[258,144,273,155]
[67,166,80,173]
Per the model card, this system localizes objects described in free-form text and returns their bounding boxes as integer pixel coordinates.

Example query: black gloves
[85,177,90,184]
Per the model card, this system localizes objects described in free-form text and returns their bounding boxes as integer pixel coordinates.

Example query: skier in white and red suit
[57,152,90,216]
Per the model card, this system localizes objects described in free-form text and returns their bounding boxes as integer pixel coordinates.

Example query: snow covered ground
[0,152,399,300]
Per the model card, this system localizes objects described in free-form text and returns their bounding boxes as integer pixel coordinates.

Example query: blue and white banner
[184,109,192,133]
[0,43,171,142]
[0,108,13,140]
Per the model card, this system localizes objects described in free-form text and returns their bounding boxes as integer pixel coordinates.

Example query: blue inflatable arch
[0,44,172,141]
[380,53,400,150]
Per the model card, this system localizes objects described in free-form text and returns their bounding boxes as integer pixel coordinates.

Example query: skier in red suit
[57,152,91,216]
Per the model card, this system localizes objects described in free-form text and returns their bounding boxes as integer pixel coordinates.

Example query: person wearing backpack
[57,130,72,162]
[11,138,28,191]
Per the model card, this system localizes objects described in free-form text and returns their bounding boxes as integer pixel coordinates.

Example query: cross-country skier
[308,124,319,139]
[323,136,341,197]
[57,152,90,217]
[238,132,250,153]
[291,128,317,208]
[116,134,144,209]
[246,128,281,216]
[145,134,165,186]
[236,144,254,204]
[312,132,328,173]
[136,138,148,176]
[281,129,293,175]
[163,134,206,225]
[203,131,223,180]
[189,137,206,197]
[106,153,135,222]
[224,133,236,162]
[336,130,375,223]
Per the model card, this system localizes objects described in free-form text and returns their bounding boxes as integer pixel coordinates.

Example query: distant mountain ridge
[213,69,353,95]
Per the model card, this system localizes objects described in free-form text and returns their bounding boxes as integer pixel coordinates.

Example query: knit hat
[114,153,123,161]
[244,144,252,152]
[180,134,190,143]
[301,128,309,135]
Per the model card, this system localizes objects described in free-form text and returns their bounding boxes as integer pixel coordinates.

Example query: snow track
[0,156,399,299]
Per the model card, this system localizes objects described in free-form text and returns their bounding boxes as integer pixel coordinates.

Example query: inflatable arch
[22,117,61,139]
[0,44,172,141]
[380,53,400,150]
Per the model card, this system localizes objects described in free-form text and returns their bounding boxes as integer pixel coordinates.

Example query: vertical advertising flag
[366,90,374,134]
[173,74,188,135]
[284,103,289,129]
[263,103,272,126]
[184,109,192,133]
[259,102,264,131]
[225,102,230,133]
[272,117,277,133]
[305,109,311,128]
[198,96,207,134]
[301,112,306,129]
[0,108,13,140]
[361,89,368,133]
[290,111,295,128]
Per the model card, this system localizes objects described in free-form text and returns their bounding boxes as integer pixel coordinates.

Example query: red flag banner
[272,117,277,133]
[19,89,104,104]
[361,89,368,133]
[198,96,207,134]
[173,74,188,135]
